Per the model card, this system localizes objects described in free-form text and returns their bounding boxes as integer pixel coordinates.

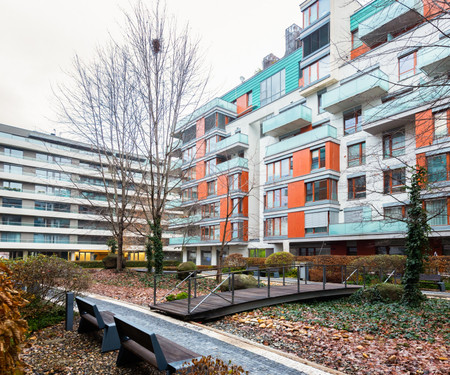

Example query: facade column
[196,246,201,266]
[283,240,290,253]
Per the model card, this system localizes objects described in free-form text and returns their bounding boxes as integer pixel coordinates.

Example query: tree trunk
[116,232,124,271]
[148,217,164,274]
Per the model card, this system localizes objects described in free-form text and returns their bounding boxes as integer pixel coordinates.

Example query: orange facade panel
[236,93,249,115]
[217,175,228,195]
[198,181,207,200]
[243,220,248,242]
[220,197,229,218]
[241,171,249,192]
[288,180,305,208]
[220,221,231,242]
[293,149,311,177]
[415,109,434,148]
[196,161,205,180]
[196,118,205,138]
[242,196,249,217]
[325,142,340,172]
[288,211,305,238]
[350,43,370,60]
[196,139,205,158]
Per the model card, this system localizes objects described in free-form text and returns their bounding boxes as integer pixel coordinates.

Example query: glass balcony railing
[262,104,312,137]
[210,157,248,175]
[359,0,423,47]
[168,214,202,227]
[322,68,389,113]
[265,125,337,157]
[417,37,450,76]
[329,220,407,236]
[169,236,201,245]
[210,133,249,156]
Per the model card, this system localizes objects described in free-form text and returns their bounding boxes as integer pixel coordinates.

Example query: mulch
[22,317,163,375]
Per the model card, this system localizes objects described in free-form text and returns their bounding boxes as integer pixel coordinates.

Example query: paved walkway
[82,293,340,375]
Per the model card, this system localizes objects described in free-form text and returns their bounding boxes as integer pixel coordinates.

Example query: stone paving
[83,293,338,375]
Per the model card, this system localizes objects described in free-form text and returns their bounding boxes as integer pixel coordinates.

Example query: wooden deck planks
[150,282,360,321]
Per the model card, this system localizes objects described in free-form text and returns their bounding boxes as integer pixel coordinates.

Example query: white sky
[0,0,302,136]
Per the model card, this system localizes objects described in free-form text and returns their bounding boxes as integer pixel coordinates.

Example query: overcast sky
[0,0,302,136]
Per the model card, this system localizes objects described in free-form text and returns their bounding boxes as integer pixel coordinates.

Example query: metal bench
[419,274,446,292]
[114,316,201,374]
[75,296,120,352]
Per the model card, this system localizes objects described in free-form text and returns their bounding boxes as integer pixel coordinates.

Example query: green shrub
[74,261,104,268]
[126,261,148,268]
[175,292,189,300]
[176,261,197,280]
[163,260,182,267]
[8,255,91,306]
[22,298,66,333]
[349,255,406,273]
[351,284,404,304]
[265,252,294,272]
[102,253,126,269]
[166,294,176,301]
[245,257,266,267]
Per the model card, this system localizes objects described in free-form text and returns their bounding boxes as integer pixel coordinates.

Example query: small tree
[401,166,430,306]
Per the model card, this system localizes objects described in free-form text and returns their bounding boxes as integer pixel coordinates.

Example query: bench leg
[101,324,121,352]
[78,317,96,334]
[116,346,142,366]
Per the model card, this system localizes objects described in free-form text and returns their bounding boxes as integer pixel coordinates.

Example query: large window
[228,173,241,192]
[34,217,70,228]
[344,108,362,135]
[231,222,243,240]
[399,52,416,79]
[182,146,195,163]
[2,215,21,225]
[383,130,405,158]
[260,69,286,106]
[2,198,22,208]
[4,148,23,158]
[205,159,216,175]
[265,188,288,209]
[264,217,288,237]
[266,157,293,182]
[351,29,363,50]
[207,180,216,196]
[35,201,71,212]
[348,176,366,199]
[205,112,230,132]
[347,142,365,167]
[205,136,218,153]
[3,164,22,174]
[306,179,337,202]
[182,125,196,144]
[384,206,405,221]
[182,186,198,202]
[311,147,325,170]
[185,167,196,181]
[2,181,22,191]
[427,199,447,226]
[202,202,220,219]
[427,154,448,182]
[303,55,330,86]
[201,225,220,241]
[34,234,69,243]
[383,168,406,194]
[35,185,71,197]
[434,110,449,139]
[303,23,329,58]
[303,0,329,28]
[232,198,243,215]
[1,232,20,242]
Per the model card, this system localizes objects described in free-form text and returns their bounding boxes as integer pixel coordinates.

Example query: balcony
[168,214,201,228]
[169,236,201,246]
[210,133,249,156]
[175,98,237,133]
[322,68,389,113]
[213,157,248,174]
[329,220,407,236]
[262,104,312,137]
[359,0,424,47]
[265,125,337,158]
[363,83,450,134]
[418,37,450,76]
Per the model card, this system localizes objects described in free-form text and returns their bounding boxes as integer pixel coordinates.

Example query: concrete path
[82,293,341,375]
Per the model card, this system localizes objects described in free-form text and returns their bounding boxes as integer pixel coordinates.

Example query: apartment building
[170,0,450,264]
[0,123,180,261]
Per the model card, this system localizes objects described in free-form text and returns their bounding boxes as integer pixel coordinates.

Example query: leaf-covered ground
[206,299,450,374]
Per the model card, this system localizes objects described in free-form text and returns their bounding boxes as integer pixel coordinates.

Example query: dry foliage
[179,356,248,375]
[244,257,266,267]
[0,261,28,374]
[224,254,247,269]
[8,255,91,305]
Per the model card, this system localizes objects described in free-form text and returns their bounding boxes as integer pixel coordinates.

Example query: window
[383,168,406,194]
[2,198,22,208]
[317,90,326,113]
[202,202,219,218]
[231,222,243,240]
[427,199,447,226]
[207,180,216,196]
[264,217,288,237]
[384,206,405,221]
[303,0,329,28]
[182,146,195,162]
[311,147,325,170]
[35,185,71,197]
[201,225,220,241]
[232,198,242,215]
[351,29,363,49]
[306,179,337,202]
[427,154,448,182]
[434,110,449,139]
[303,23,330,58]
[182,125,196,144]
[34,218,70,228]
[2,215,21,225]
[247,91,253,107]
[1,232,20,242]
[260,69,286,106]
[182,186,198,202]
[35,201,70,212]
[347,142,365,167]
[2,181,22,191]
[185,167,196,181]
[3,164,22,174]
[4,148,23,158]
[266,157,293,182]
[265,188,288,209]
[205,136,218,153]
[305,227,327,234]
[383,130,405,158]
[399,52,416,79]
[34,234,69,243]
[205,159,216,175]
[348,176,366,199]
[303,55,330,86]
[228,174,240,191]
[343,108,362,135]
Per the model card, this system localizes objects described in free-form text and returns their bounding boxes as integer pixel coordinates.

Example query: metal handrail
[383,270,396,283]
[156,271,198,304]
[344,268,358,282]
[189,274,231,313]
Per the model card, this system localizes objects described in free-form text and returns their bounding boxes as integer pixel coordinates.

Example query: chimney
[262,53,280,70]
[285,24,302,56]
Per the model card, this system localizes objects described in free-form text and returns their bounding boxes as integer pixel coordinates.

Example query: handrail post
[297,265,300,293]
[65,292,74,331]
[153,274,157,305]
[194,271,197,298]
[257,266,261,288]
[268,269,271,298]
[379,268,382,284]
[362,266,366,289]
[322,265,326,290]
[283,266,285,286]
[344,265,347,288]
[305,264,308,285]
[341,265,344,284]
[231,273,235,304]
[356,268,360,286]
[187,277,191,314]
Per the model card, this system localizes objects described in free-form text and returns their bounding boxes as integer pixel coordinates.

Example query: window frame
[398,51,417,79]
[347,142,365,167]
[348,175,366,200]
[383,168,406,194]
[343,108,362,135]
[383,130,405,159]
[311,147,326,170]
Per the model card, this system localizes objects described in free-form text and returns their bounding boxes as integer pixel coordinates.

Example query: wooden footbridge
[149,265,362,321]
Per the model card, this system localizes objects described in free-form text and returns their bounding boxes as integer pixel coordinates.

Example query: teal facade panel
[350,0,395,31]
